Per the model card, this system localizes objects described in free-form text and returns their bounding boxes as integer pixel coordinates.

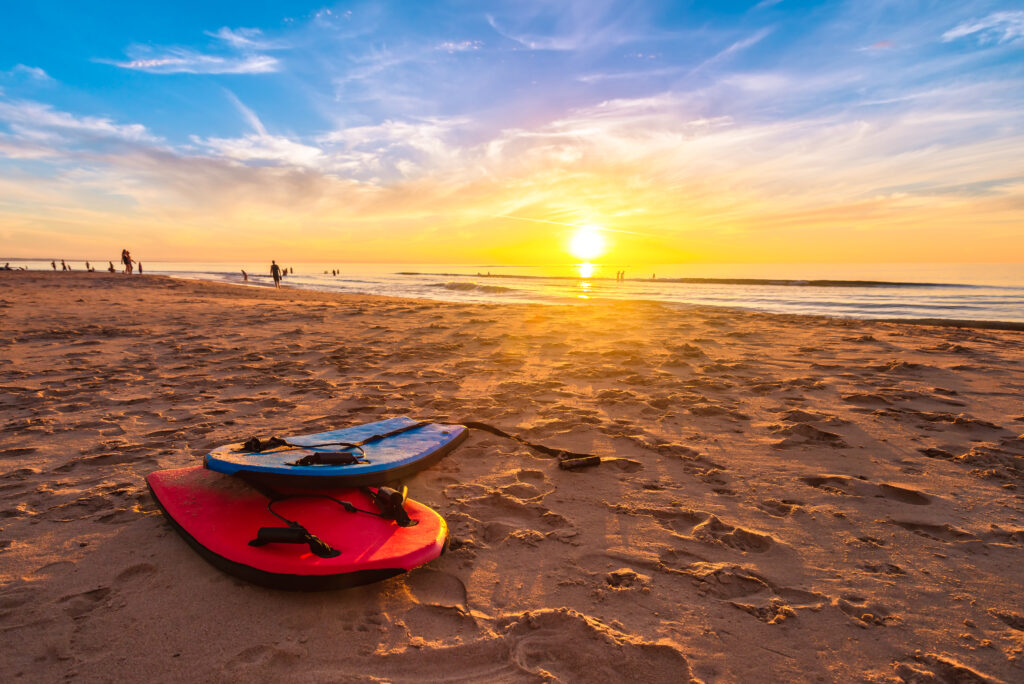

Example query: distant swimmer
[242,269,248,282]
[271,260,282,289]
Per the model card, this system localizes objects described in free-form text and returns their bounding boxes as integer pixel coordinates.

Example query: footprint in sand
[989,609,1024,631]
[834,594,895,627]
[893,652,999,683]
[801,475,931,505]
[58,586,111,618]
[498,608,692,684]
[887,519,977,542]
[691,515,775,552]
[771,423,848,449]
[449,492,576,545]
[612,504,774,552]
[756,498,804,517]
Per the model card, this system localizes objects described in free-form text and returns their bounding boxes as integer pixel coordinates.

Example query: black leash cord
[243,419,601,470]
[458,421,598,462]
[266,493,388,524]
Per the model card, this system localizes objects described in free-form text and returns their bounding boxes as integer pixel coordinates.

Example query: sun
[569,225,606,260]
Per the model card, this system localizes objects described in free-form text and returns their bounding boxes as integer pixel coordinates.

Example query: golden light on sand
[569,225,605,260]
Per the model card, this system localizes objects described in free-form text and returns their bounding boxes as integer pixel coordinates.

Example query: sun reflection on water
[576,262,595,299]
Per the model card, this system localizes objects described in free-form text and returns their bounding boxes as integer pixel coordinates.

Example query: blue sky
[1,1,1022,262]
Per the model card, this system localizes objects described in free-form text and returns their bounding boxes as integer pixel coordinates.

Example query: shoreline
[9,269,1024,332]
[2,271,1024,681]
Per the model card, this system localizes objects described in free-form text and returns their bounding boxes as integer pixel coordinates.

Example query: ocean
[5,259,1023,325]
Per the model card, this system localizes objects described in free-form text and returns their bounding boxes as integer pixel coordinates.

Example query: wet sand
[1,271,1023,682]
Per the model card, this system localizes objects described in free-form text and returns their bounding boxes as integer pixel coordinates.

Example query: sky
[0,1,1022,264]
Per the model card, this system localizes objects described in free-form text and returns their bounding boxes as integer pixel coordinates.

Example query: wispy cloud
[190,91,322,167]
[102,25,283,75]
[3,65,54,82]
[104,50,278,75]
[693,27,773,73]
[204,27,275,50]
[0,99,156,143]
[436,40,482,53]
[942,11,1024,45]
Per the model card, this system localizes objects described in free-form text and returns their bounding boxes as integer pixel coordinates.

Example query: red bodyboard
[147,466,447,590]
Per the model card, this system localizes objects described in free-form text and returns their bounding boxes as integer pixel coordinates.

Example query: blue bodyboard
[204,416,467,488]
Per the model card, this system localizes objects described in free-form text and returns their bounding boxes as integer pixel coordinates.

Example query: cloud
[195,133,325,167]
[223,90,268,136]
[942,11,1024,45]
[205,27,273,49]
[103,25,283,75]
[0,99,156,143]
[4,65,54,82]
[436,40,482,53]
[105,50,279,74]
[484,3,649,53]
[189,91,322,167]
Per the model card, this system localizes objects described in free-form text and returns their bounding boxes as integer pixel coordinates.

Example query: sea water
[5,260,1023,324]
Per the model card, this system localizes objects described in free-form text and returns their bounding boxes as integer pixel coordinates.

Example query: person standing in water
[51,260,56,271]
[270,260,282,289]
[138,262,143,275]
[241,269,248,282]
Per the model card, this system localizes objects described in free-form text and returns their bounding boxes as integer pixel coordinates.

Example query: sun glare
[569,225,606,260]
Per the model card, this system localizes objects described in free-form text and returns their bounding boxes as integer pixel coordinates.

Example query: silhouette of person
[241,269,248,282]
[271,260,282,289]
[51,260,56,271]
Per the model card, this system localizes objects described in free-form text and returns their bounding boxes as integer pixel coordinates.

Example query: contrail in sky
[494,214,654,236]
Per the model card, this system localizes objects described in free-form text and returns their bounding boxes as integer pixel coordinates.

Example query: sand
[1,270,1023,683]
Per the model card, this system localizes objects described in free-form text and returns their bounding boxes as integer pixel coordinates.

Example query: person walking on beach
[271,260,282,289]
[51,260,56,271]
[61,259,67,271]
[138,262,143,275]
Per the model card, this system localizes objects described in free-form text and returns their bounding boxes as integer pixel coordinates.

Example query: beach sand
[1,271,1023,682]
